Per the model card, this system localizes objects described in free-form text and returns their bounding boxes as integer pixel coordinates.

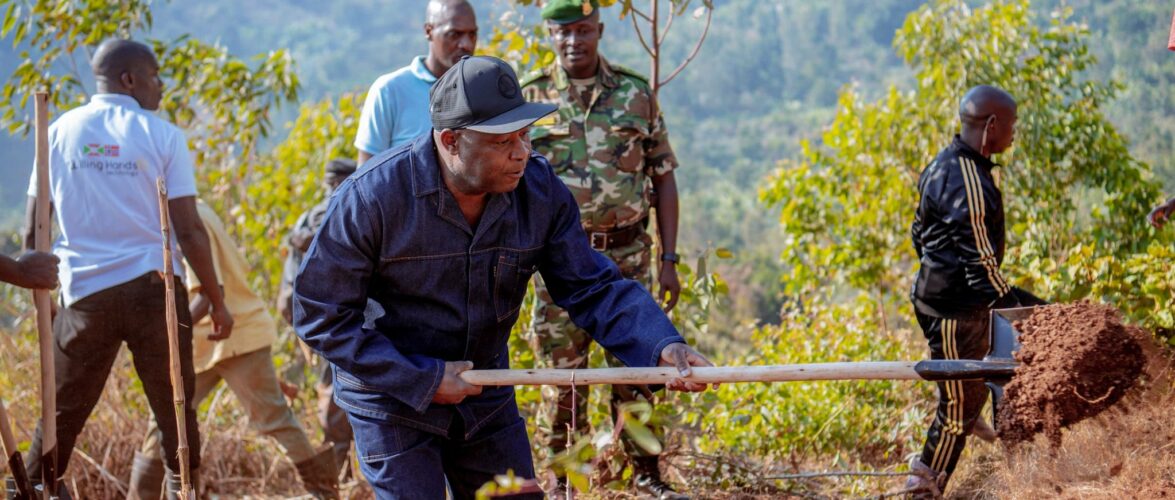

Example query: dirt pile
[996,302,1146,446]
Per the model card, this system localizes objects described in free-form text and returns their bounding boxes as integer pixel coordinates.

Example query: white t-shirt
[27,93,198,306]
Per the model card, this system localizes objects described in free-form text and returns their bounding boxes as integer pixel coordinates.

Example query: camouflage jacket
[521,55,678,231]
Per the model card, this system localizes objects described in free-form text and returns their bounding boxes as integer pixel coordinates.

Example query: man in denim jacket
[293,55,711,499]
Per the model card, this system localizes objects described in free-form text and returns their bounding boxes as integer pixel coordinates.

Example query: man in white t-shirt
[354,0,478,164]
[21,39,233,497]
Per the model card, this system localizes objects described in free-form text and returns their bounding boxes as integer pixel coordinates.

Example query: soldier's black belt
[587,219,647,251]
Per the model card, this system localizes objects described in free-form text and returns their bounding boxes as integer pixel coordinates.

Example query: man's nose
[511,134,530,160]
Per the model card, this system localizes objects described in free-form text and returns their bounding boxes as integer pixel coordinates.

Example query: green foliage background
[0,0,1172,496]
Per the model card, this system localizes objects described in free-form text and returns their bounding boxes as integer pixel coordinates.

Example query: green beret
[541,0,600,24]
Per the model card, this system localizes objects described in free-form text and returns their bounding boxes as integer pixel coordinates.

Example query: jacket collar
[409,133,442,198]
[407,133,513,236]
[409,56,439,83]
[952,135,999,170]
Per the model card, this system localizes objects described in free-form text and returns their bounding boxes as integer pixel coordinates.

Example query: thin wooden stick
[0,399,33,499]
[156,177,193,499]
[460,362,922,386]
[32,91,58,499]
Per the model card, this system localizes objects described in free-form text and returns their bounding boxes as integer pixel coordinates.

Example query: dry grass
[7,283,1175,499]
[0,300,374,499]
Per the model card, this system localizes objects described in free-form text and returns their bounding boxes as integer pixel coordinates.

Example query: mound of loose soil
[996,302,1146,446]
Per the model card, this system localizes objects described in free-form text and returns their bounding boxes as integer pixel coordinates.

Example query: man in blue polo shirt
[354,0,478,164]
[295,55,712,499]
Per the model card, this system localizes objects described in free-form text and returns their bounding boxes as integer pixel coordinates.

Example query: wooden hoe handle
[460,362,922,386]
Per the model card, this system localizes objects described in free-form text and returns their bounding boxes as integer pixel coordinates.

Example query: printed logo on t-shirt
[69,143,137,175]
[83,144,120,157]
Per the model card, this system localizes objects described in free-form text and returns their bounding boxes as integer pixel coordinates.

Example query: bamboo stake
[0,399,33,499]
[155,178,193,499]
[461,362,923,386]
[32,91,58,500]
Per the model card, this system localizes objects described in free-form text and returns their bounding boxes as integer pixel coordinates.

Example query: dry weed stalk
[156,178,194,498]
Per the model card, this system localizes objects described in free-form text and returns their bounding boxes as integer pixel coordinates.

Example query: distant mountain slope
[1,0,1172,233]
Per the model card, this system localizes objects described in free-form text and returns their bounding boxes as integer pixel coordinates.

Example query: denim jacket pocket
[492,248,541,322]
[333,370,398,420]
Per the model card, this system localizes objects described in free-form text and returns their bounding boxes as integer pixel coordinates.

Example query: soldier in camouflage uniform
[522,1,687,498]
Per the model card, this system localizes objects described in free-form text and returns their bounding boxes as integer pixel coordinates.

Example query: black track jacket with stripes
[910,136,1010,319]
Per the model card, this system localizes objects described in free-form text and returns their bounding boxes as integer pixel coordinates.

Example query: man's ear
[424,23,435,41]
[120,71,135,90]
[598,22,605,38]
[439,128,459,150]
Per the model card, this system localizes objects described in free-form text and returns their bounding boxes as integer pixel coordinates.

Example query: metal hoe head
[907,306,1032,428]
[985,306,1036,423]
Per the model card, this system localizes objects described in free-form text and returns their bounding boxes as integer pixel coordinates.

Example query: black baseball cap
[430,55,556,134]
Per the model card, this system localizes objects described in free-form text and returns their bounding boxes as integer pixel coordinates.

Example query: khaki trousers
[140,347,315,464]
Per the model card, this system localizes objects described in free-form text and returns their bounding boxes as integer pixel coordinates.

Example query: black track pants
[915,311,991,478]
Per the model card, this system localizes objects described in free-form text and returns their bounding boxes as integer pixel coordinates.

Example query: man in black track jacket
[906,85,1031,497]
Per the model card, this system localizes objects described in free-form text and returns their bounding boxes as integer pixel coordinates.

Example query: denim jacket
[293,133,684,438]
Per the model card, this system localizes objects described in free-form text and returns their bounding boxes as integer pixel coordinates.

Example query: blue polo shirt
[293,134,685,436]
[354,56,438,156]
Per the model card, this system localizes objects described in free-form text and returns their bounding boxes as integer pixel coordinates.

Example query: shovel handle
[460,362,923,386]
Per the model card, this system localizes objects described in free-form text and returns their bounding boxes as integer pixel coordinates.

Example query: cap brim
[547,15,589,25]
[464,102,558,134]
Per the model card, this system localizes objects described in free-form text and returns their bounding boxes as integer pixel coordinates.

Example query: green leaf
[620,419,662,455]
[566,470,590,492]
[2,3,17,37]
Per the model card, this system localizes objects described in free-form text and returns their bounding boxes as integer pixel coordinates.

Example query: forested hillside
[1,2,1173,497]
[2,0,1173,324]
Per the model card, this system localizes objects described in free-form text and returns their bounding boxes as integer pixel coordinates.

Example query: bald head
[426,0,474,25]
[959,85,1016,123]
[92,39,163,110]
[423,0,477,78]
[92,40,156,87]
[958,85,1017,156]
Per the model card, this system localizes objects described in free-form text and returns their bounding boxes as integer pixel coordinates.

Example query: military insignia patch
[533,114,559,127]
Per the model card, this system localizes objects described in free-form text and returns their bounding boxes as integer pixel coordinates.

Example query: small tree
[760,0,1165,311]
[0,0,300,217]
[683,0,1173,493]
[489,0,712,96]
[239,92,362,298]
